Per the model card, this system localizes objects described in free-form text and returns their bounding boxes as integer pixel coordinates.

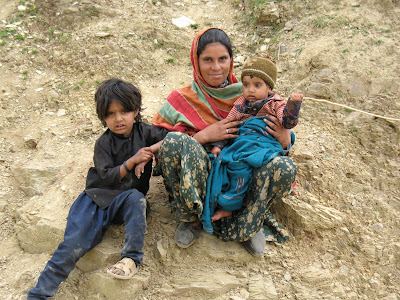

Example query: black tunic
[85,122,168,209]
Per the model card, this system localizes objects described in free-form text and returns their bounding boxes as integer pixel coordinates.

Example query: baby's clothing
[202,117,295,234]
[211,94,300,150]
[228,94,301,127]
[202,94,301,234]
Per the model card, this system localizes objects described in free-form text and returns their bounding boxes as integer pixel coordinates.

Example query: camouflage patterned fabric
[159,132,296,242]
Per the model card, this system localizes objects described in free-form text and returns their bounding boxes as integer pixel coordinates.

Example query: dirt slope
[0,0,399,299]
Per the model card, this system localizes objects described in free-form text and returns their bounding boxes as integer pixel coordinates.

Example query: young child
[202,55,303,232]
[27,78,168,300]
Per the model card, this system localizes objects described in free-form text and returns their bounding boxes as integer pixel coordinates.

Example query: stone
[249,274,277,300]
[255,2,280,25]
[57,109,66,117]
[235,55,246,66]
[154,238,168,261]
[284,272,292,281]
[372,223,384,233]
[95,32,111,38]
[15,187,74,253]
[305,82,332,99]
[275,194,344,232]
[347,76,367,97]
[166,270,242,298]
[340,265,349,276]
[300,265,334,290]
[76,236,121,272]
[86,271,150,299]
[393,243,400,266]
[194,232,254,262]
[11,164,57,197]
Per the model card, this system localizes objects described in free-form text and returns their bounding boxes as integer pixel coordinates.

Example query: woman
[152,28,296,256]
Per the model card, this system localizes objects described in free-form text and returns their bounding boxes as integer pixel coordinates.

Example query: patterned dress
[159,132,296,242]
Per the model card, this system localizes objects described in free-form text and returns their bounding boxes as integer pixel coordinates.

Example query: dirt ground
[0,0,399,299]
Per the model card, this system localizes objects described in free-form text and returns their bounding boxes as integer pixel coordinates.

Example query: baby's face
[242,75,271,102]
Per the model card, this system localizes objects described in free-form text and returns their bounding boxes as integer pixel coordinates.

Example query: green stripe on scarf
[191,81,243,119]
[158,101,195,128]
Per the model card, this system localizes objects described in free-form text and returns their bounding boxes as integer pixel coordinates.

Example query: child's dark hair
[95,78,142,127]
[197,28,233,58]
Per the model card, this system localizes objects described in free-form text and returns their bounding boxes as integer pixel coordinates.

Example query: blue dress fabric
[201,117,295,234]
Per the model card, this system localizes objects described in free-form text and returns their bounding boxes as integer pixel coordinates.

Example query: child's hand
[211,146,221,158]
[290,92,303,102]
[132,147,153,165]
[135,161,147,178]
[211,209,232,222]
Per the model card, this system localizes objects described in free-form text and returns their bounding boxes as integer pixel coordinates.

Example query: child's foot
[107,257,137,280]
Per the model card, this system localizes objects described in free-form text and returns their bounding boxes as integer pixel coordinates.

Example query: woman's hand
[264,115,291,150]
[193,117,242,145]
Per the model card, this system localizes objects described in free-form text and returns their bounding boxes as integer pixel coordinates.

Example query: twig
[303,97,400,122]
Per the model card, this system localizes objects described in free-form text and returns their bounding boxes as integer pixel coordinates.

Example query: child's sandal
[107,257,137,280]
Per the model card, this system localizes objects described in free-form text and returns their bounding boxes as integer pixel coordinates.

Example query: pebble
[284,272,292,281]
[372,223,384,233]
[95,32,111,37]
[340,265,349,276]
[57,109,66,117]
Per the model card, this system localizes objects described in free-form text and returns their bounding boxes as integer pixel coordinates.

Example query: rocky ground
[0,0,399,299]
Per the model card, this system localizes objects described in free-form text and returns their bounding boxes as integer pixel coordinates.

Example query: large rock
[15,189,125,271]
[85,270,150,299]
[194,232,257,262]
[274,193,344,233]
[11,165,57,197]
[255,2,280,25]
[15,191,68,254]
[249,274,278,300]
[162,270,243,298]
[75,234,122,273]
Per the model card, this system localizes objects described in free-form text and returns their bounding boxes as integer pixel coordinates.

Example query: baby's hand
[290,92,303,102]
[211,146,221,158]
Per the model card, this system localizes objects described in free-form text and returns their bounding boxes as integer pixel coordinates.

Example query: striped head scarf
[152,28,243,135]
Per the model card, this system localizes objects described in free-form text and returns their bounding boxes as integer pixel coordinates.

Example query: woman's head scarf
[152,28,243,135]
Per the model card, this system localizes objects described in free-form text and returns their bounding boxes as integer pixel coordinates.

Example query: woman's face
[198,42,232,87]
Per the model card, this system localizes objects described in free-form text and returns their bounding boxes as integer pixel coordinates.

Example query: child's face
[242,75,271,102]
[104,101,139,137]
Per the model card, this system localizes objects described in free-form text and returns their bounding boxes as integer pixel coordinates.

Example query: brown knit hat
[241,56,277,90]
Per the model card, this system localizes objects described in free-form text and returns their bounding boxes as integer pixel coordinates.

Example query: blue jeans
[27,189,147,300]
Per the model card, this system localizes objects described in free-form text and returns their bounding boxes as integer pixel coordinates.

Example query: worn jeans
[27,189,147,300]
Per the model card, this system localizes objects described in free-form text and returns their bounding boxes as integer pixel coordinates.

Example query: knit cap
[241,57,277,90]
